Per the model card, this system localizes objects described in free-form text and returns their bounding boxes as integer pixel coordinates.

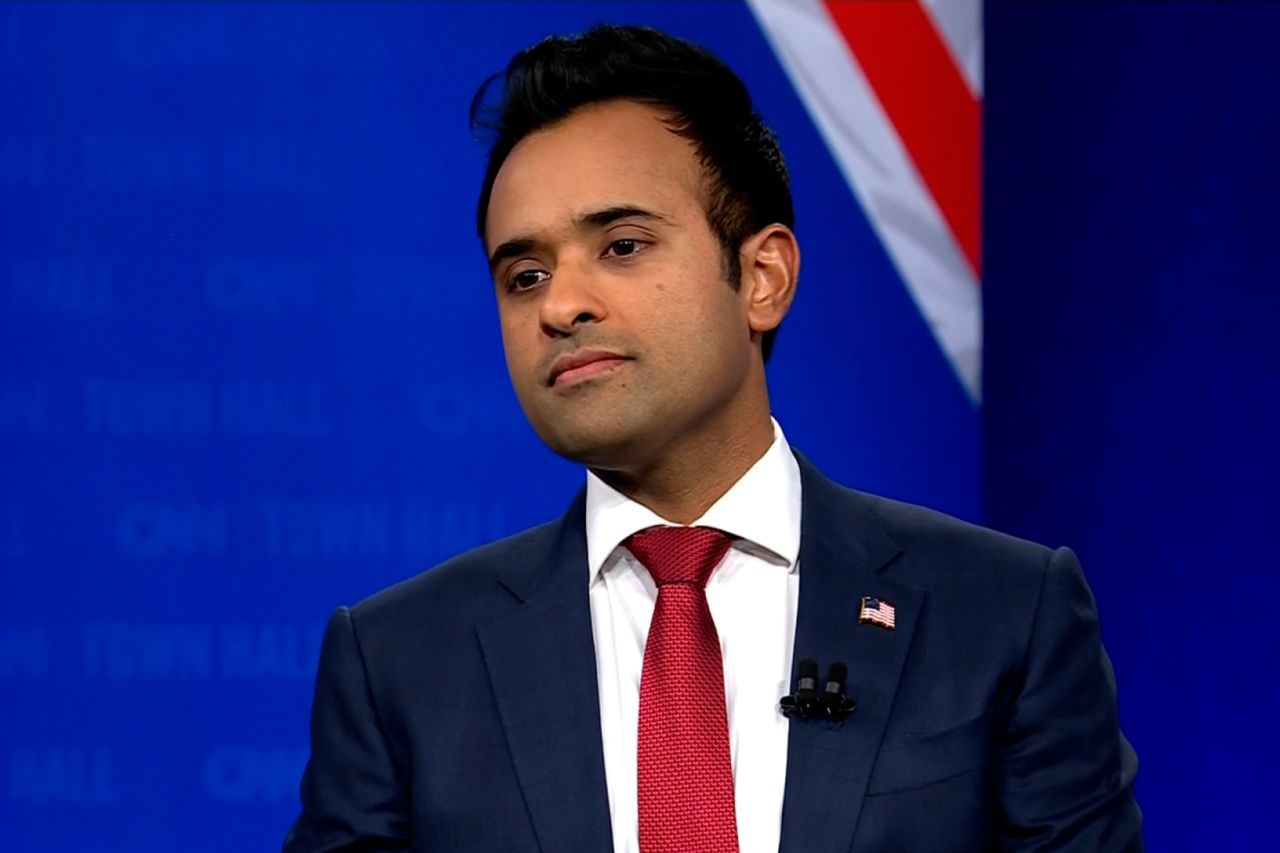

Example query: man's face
[484,99,762,473]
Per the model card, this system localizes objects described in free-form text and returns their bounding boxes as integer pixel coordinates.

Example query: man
[285,24,1141,852]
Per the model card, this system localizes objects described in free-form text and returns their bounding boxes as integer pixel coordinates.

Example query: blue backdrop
[984,2,1280,846]
[1,1,1275,850]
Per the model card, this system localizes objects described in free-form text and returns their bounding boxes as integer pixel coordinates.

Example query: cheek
[498,316,537,380]
[672,277,748,342]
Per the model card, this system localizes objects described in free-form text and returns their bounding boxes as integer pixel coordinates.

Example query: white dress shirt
[586,420,802,853]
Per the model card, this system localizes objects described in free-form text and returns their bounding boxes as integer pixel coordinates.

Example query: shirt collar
[585,418,803,585]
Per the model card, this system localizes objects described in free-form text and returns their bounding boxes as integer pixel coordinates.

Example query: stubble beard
[525,376,661,472]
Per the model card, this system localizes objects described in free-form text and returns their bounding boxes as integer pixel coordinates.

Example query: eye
[603,238,648,259]
[508,268,550,292]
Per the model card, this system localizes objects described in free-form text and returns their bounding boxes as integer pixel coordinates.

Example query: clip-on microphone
[780,658,856,721]
[820,662,856,720]
[779,658,821,719]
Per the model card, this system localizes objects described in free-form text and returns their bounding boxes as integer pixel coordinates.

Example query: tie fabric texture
[626,525,740,853]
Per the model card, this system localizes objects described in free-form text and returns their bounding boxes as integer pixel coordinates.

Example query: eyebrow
[577,204,669,229]
[487,205,671,275]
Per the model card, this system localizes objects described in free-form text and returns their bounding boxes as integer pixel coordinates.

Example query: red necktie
[627,526,739,853]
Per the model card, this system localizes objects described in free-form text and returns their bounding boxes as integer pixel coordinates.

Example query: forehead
[485,100,707,249]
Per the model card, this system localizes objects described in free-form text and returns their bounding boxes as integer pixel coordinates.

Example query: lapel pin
[858,596,896,630]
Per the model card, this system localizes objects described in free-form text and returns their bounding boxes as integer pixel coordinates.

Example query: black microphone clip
[819,662,856,721]
[780,659,856,721]
[779,658,821,719]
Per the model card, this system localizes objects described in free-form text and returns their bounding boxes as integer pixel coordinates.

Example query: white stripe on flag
[921,0,983,98]
[748,0,982,401]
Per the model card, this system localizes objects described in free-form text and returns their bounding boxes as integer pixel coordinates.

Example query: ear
[739,224,800,337]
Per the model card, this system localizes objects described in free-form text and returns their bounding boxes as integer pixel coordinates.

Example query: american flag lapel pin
[858,596,896,631]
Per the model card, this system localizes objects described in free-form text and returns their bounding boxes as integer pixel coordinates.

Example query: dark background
[985,1,1280,840]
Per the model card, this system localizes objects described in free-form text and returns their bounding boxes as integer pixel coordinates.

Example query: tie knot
[625,526,732,588]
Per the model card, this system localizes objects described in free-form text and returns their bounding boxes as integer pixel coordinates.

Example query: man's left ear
[740,224,800,335]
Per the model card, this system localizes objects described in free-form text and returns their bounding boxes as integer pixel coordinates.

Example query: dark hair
[471,24,793,361]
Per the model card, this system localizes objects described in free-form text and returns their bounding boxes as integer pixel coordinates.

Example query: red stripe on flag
[824,0,982,276]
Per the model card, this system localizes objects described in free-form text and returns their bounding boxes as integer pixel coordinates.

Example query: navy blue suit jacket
[285,455,1142,851]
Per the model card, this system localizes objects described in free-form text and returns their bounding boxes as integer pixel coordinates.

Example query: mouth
[547,349,632,388]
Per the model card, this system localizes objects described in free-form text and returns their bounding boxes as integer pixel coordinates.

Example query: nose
[538,258,606,337]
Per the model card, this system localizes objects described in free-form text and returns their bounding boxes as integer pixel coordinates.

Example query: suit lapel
[476,490,613,853]
[779,456,923,853]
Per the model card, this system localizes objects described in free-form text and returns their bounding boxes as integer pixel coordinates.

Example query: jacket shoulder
[348,517,563,628]
[797,450,1055,575]
[860,489,1054,569]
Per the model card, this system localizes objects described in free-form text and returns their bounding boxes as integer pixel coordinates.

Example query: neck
[590,412,775,525]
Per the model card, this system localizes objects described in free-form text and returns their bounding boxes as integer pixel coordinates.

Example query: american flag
[859,596,897,630]
[749,0,983,401]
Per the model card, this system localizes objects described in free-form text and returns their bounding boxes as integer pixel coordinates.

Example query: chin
[533,415,649,469]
